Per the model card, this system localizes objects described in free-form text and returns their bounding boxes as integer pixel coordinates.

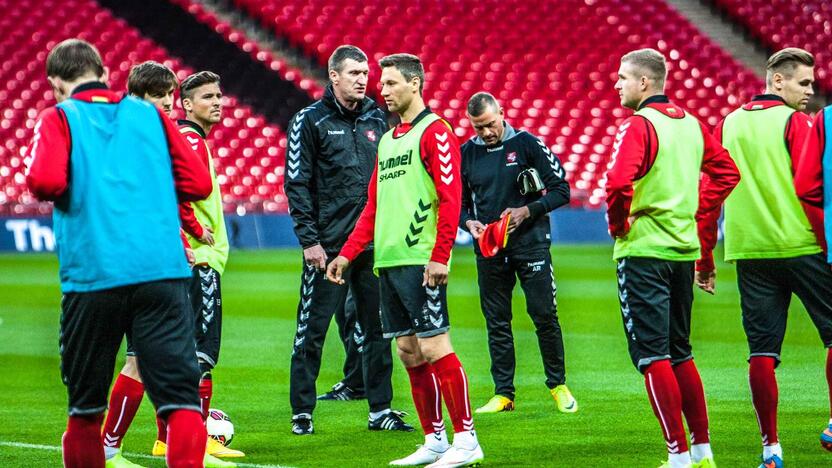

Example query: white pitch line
[0,441,296,468]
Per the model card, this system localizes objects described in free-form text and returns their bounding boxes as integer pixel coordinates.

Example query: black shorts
[379,265,450,339]
[60,279,201,417]
[191,265,222,369]
[616,257,695,373]
[737,253,832,362]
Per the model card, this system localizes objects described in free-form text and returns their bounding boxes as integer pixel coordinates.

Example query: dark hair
[766,47,814,85]
[379,53,425,93]
[128,61,177,97]
[467,92,499,117]
[328,45,368,73]
[620,48,667,89]
[180,71,221,102]
[46,38,105,81]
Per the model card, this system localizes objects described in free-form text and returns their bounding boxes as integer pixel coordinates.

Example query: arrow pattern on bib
[405,199,432,247]
[435,131,454,185]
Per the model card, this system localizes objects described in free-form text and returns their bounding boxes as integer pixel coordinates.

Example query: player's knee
[396,336,425,366]
[122,356,143,382]
[418,333,454,364]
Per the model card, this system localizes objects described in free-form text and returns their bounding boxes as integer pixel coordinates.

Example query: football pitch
[1,245,830,467]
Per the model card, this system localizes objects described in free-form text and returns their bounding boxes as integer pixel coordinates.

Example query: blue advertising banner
[0,210,612,253]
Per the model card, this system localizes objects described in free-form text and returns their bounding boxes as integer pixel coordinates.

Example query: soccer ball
[206,409,234,446]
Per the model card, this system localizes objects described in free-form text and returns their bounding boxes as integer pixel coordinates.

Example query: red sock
[165,409,206,468]
[673,359,710,444]
[199,374,213,421]
[156,416,168,443]
[101,374,144,450]
[644,360,689,455]
[406,362,446,435]
[827,348,832,419]
[433,353,474,434]
[750,356,779,445]
[62,414,105,468]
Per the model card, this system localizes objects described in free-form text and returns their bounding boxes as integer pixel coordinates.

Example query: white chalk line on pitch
[0,441,297,468]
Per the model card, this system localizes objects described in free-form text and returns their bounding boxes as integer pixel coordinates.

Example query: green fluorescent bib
[613,107,704,261]
[182,127,229,274]
[373,113,445,270]
[722,105,820,260]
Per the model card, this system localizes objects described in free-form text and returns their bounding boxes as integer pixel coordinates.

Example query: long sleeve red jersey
[26,84,212,203]
[605,95,740,271]
[794,106,827,252]
[340,111,462,265]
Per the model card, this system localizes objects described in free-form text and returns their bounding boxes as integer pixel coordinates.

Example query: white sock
[369,408,391,420]
[451,430,479,450]
[668,451,691,468]
[763,443,782,460]
[828,418,832,426]
[425,430,449,450]
[690,443,712,462]
[103,446,119,460]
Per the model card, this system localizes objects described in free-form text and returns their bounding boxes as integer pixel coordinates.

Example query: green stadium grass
[1,245,830,467]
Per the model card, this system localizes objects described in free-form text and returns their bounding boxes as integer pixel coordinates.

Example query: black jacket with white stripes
[460,122,570,256]
[283,85,388,254]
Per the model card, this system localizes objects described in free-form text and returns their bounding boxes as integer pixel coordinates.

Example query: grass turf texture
[1,245,830,467]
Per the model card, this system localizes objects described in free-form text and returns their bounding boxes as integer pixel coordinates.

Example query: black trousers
[476,248,566,399]
[335,291,364,391]
[289,251,393,414]
[616,257,694,373]
[60,279,201,417]
[737,253,832,361]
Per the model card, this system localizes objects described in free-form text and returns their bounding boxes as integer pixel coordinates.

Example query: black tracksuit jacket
[460,122,570,255]
[284,86,388,254]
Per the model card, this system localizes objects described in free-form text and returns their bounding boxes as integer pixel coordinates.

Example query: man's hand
[423,261,449,288]
[199,225,215,246]
[695,269,716,295]
[304,244,327,271]
[465,220,486,240]
[185,248,195,267]
[326,256,350,284]
[500,206,531,233]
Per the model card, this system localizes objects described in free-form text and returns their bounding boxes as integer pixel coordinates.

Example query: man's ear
[100,66,110,85]
[47,76,66,102]
[771,72,784,91]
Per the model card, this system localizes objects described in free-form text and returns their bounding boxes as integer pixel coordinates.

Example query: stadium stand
[230,0,763,206]
[167,0,325,100]
[4,0,768,212]
[712,0,831,92]
[1,0,298,215]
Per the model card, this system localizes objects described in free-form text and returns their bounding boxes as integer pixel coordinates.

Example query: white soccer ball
[206,408,234,446]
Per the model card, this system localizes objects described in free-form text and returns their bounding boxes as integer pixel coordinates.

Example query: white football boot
[390,432,450,466]
[425,431,483,468]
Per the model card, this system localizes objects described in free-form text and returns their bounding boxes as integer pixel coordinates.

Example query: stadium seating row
[0,0,293,215]
[231,0,763,206]
[714,0,831,92]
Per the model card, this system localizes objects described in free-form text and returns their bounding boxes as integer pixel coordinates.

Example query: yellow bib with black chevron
[181,126,229,274]
[374,113,448,270]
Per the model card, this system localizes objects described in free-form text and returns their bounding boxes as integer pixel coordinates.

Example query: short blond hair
[766,47,814,85]
[621,48,667,90]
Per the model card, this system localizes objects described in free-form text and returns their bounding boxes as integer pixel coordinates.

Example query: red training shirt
[605,95,740,271]
[340,110,462,265]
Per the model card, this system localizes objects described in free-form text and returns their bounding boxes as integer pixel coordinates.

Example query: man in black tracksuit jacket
[284,46,409,434]
[460,92,578,414]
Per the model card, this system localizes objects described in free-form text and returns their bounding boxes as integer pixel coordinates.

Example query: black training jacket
[460,122,570,256]
[284,86,388,254]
